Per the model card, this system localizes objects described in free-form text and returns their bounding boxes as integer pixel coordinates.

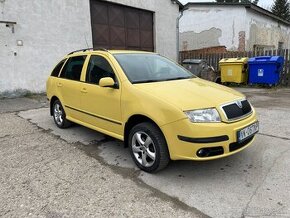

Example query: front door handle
[57,82,63,87]
[81,88,87,93]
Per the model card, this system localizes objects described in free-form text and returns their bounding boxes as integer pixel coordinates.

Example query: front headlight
[185,108,221,123]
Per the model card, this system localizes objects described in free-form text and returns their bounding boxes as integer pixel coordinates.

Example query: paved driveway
[0,96,202,217]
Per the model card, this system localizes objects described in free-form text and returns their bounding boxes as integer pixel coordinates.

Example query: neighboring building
[179,2,290,53]
[0,0,182,95]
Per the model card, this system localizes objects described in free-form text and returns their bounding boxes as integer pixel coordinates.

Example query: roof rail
[68,47,108,55]
[68,48,93,55]
[94,47,109,52]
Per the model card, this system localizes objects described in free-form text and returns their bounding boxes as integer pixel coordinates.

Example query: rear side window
[51,59,66,77]
[86,55,115,85]
[60,56,87,81]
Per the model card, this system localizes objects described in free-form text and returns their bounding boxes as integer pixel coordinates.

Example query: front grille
[222,99,252,121]
[229,136,254,152]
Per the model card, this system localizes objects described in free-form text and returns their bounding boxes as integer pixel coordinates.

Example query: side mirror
[99,77,117,88]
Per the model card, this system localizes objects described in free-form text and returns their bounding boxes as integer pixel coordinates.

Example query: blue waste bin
[248,56,284,85]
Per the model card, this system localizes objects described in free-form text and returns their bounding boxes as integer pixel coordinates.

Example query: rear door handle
[81,88,87,93]
[57,82,63,87]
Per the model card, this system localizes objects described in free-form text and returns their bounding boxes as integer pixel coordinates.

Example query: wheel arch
[124,114,165,148]
[50,96,59,116]
[215,76,221,84]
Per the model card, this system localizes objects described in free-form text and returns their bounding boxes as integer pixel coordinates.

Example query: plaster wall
[245,9,290,51]
[179,5,247,51]
[0,0,179,95]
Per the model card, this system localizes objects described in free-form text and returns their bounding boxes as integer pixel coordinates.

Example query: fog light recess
[196,146,224,157]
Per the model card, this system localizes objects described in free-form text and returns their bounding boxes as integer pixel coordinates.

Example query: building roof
[184,2,290,26]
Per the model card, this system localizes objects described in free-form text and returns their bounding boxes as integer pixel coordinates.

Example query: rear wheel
[128,122,170,173]
[52,100,72,128]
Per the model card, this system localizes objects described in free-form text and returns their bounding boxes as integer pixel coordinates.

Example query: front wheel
[52,100,72,128]
[128,122,170,173]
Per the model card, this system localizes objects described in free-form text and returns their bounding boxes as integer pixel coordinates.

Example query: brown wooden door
[90,0,154,51]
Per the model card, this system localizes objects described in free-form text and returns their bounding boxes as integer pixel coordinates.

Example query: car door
[79,54,122,137]
[57,55,87,120]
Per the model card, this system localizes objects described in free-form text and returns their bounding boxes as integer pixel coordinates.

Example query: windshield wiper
[133,76,194,84]
[133,79,161,84]
[164,76,192,81]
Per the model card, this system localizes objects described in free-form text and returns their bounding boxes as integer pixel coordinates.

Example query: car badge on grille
[236,100,243,108]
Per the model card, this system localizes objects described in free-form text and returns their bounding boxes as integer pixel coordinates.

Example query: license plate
[237,122,259,142]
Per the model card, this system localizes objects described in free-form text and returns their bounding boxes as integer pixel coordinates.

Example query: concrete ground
[1,88,290,218]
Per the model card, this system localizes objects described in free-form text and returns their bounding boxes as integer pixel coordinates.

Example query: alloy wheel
[53,103,64,126]
[131,131,156,167]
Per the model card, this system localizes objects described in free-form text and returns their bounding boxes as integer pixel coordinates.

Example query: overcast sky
[179,0,273,10]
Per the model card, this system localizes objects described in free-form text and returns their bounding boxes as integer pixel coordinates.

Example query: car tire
[52,100,72,129]
[128,122,170,173]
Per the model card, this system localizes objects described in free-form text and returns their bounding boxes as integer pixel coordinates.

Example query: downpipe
[176,7,188,63]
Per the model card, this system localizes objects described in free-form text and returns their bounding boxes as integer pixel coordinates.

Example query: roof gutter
[171,0,184,10]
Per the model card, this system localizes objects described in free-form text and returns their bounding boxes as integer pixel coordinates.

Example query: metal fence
[179,49,290,86]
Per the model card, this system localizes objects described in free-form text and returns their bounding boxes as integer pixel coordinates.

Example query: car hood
[134,78,244,111]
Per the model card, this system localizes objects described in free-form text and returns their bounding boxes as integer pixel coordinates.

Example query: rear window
[59,56,87,81]
[51,59,66,77]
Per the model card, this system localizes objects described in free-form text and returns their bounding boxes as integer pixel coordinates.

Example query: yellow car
[46,49,259,173]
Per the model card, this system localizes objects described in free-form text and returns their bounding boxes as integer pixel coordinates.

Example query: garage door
[90,0,154,51]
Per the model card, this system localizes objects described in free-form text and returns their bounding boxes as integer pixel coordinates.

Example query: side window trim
[59,58,73,79]
[58,58,69,77]
[85,54,119,86]
[59,55,87,81]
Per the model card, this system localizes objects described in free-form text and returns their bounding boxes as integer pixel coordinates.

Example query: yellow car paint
[47,50,258,161]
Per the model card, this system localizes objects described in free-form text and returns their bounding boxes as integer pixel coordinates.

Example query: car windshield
[114,53,195,84]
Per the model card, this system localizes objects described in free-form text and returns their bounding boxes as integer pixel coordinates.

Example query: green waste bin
[219,57,248,84]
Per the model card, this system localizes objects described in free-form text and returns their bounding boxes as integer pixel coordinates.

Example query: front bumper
[161,111,258,161]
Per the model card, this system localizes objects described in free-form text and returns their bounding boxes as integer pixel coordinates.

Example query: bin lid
[182,59,205,64]
[248,56,284,64]
[219,57,248,64]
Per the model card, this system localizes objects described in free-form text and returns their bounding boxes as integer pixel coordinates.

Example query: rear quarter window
[51,59,66,77]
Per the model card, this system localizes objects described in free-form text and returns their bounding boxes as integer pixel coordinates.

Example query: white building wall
[245,9,290,51]
[180,5,290,53]
[0,0,179,96]
[0,0,93,95]
[179,5,247,51]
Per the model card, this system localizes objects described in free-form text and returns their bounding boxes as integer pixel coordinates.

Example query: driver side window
[86,55,115,85]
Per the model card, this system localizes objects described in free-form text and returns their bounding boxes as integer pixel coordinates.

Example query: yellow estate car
[46,49,259,173]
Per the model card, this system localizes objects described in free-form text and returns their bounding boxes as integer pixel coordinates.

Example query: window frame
[59,55,87,81]
[84,54,119,87]
[113,53,194,84]
[51,59,67,77]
